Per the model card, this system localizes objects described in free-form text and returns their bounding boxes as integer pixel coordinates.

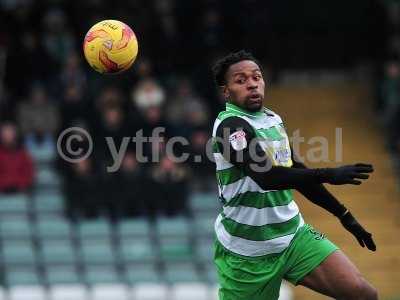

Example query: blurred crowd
[0,1,223,220]
[0,56,217,220]
[0,0,390,220]
[378,1,400,153]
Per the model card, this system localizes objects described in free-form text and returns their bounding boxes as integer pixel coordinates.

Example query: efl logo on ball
[83,20,138,74]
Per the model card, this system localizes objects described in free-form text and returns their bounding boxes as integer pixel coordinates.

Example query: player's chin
[245,98,263,111]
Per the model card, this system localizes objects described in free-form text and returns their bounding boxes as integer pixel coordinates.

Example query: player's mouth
[248,93,262,103]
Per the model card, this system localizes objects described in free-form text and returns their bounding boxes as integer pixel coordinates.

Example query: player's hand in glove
[340,211,376,251]
[318,163,374,185]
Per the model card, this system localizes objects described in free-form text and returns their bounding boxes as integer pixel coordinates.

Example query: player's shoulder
[216,110,240,121]
[264,107,280,118]
[219,115,251,129]
[264,107,284,124]
[214,111,248,131]
[214,115,253,138]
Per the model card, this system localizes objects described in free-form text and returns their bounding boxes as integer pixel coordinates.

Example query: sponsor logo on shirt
[274,148,291,163]
[229,130,247,151]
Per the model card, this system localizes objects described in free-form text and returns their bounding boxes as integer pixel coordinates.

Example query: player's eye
[235,78,246,84]
[253,74,262,81]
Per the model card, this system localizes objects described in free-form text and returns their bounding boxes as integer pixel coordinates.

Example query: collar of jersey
[226,102,264,118]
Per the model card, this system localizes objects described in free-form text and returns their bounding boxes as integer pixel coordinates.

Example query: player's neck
[226,102,264,117]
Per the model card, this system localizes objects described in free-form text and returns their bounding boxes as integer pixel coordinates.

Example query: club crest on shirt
[229,130,247,151]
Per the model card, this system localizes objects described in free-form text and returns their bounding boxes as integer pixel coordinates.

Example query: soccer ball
[83,20,138,74]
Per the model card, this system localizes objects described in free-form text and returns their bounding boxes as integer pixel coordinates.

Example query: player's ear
[222,85,229,100]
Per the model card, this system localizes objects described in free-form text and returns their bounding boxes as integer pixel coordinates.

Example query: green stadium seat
[156,217,190,237]
[5,267,41,286]
[36,218,72,239]
[36,167,60,187]
[40,240,77,265]
[2,241,36,266]
[193,216,215,237]
[116,218,151,238]
[85,266,120,285]
[28,142,56,164]
[49,284,88,300]
[159,237,193,262]
[196,239,214,264]
[0,217,32,240]
[80,239,115,265]
[78,219,111,239]
[192,210,220,221]
[119,237,156,263]
[164,262,200,283]
[9,285,47,300]
[91,283,129,300]
[204,265,218,283]
[45,265,81,285]
[0,194,29,214]
[190,193,220,212]
[124,263,160,284]
[33,192,64,214]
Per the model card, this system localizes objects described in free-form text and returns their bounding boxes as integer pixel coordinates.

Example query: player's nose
[247,79,258,89]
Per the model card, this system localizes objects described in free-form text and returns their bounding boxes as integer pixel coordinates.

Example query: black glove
[340,211,376,251]
[317,163,374,185]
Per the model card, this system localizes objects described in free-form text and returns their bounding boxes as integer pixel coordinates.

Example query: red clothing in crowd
[0,145,34,192]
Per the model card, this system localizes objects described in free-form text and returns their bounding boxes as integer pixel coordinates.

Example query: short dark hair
[212,50,262,86]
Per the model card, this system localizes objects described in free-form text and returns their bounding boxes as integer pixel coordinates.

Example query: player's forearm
[296,183,347,217]
[290,160,347,217]
[244,164,323,190]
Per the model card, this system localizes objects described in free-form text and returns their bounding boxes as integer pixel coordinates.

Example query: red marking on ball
[115,26,135,50]
[99,50,121,73]
[85,29,109,42]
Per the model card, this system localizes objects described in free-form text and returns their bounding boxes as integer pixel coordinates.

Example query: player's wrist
[339,211,357,226]
[314,168,332,183]
[330,203,348,219]
[338,208,350,220]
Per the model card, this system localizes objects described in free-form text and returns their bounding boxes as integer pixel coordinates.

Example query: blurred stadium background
[0,0,400,299]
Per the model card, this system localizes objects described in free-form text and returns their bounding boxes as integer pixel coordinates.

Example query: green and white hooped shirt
[212,102,304,257]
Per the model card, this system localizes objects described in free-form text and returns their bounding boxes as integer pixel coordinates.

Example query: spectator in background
[0,91,15,121]
[188,126,214,176]
[165,78,209,136]
[135,105,169,161]
[42,8,75,66]
[165,79,213,179]
[131,78,168,158]
[5,31,56,98]
[95,86,125,116]
[0,122,34,193]
[94,106,129,167]
[201,9,223,53]
[381,61,400,149]
[185,99,214,187]
[133,58,154,82]
[59,52,87,92]
[131,78,166,112]
[60,84,91,127]
[382,61,400,121]
[58,52,89,125]
[147,155,189,216]
[91,86,126,152]
[17,83,60,136]
[25,127,56,166]
[153,0,178,71]
[116,152,147,217]
[63,158,100,220]
[94,106,131,220]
